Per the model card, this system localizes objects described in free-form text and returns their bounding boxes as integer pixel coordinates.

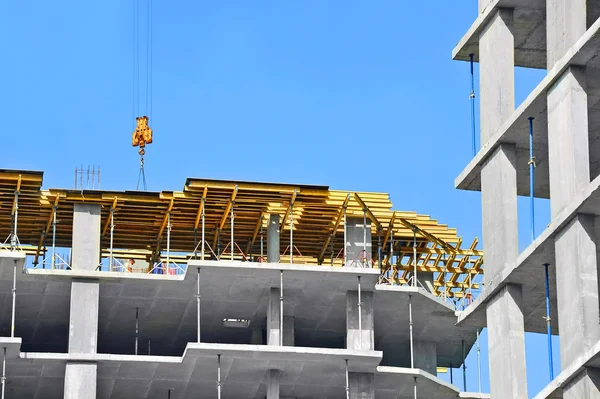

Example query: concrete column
[250,327,263,345]
[414,341,437,375]
[345,218,372,268]
[72,204,101,271]
[266,369,295,399]
[547,66,590,217]
[68,281,99,353]
[348,373,375,399]
[268,214,280,263]
[417,272,435,294]
[555,215,600,367]
[267,288,294,346]
[345,291,374,351]
[486,284,527,398]
[479,9,514,143]
[547,0,586,69]
[563,368,600,399]
[64,362,97,399]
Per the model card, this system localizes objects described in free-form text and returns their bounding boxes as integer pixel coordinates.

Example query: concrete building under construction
[0,169,488,398]
[453,0,600,398]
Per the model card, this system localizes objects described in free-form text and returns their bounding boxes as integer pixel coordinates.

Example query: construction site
[0,168,486,398]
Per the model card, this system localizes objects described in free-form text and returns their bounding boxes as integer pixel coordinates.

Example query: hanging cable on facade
[131,0,153,190]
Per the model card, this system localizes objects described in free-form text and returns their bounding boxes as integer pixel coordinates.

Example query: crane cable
[133,0,153,191]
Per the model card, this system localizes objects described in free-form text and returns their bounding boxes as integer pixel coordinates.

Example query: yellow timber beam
[246,209,265,255]
[318,193,350,264]
[154,198,175,257]
[194,185,208,230]
[396,217,454,252]
[101,197,118,237]
[280,189,298,229]
[11,174,22,216]
[33,194,60,265]
[353,193,382,230]
[212,186,238,250]
[381,211,396,250]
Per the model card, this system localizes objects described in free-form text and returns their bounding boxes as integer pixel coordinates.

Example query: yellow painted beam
[194,185,208,230]
[280,189,298,229]
[318,193,350,263]
[157,198,175,239]
[246,209,265,255]
[396,217,454,252]
[101,197,118,237]
[381,211,396,249]
[353,193,382,230]
[212,186,239,250]
[33,194,60,265]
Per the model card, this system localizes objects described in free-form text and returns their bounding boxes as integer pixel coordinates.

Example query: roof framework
[0,170,483,298]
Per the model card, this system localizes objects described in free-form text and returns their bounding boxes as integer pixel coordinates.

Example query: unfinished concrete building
[453,0,600,398]
[0,169,487,398]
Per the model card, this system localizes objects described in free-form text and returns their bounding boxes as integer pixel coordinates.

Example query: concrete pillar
[555,215,600,367]
[266,369,295,399]
[479,9,514,144]
[68,281,99,353]
[64,362,97,399]
[268,214,280,263]
[486,284,527,398]
[346,218,372,268]
[547,66,590,217]
[348,373,375,399]
[345,291,374,351]
[414,341,437,375]
[250,327,263,345]
[417,272,435,294]
[563,368,600,399]
[267,288,294,346]
[547,0,586,69]
[72,204,101,271]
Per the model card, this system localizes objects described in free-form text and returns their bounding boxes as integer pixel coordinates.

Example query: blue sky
[1,1,556,396]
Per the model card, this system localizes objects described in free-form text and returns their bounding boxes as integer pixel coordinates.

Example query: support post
[135,307,139,355]
[345,359,350,399]
[11,260,16,338]
[52,205,58,269]
[280,270,284,346]
[231,202,234,261]
[260,223,264,260]
[529,116,536,241]
[477,329,482,392]
[362,209,367,266]
[201,198,205,260]
[10,192,19,250]
[343,206,347,266]
[217,354,221,399]
[412,229,417,287]
[462,339,467,391]
[357,276,362,350]
[166,212,171,272]
[377,227,382,272]
[1,347,5,399]
[544,263,554,380]
[197,268,201,343]
[108,209,114,271]
[409,294,414,368]
[470,53,476,156]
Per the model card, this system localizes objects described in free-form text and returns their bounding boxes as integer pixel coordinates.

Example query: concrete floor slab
[455,17,600,199]
[457,174,600,333]
[452,0,547,69]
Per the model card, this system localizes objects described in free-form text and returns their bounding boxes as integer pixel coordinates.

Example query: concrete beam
[64,362,97,399]
[563,368,600,399]
[486,284,527,398]
[346,291,374,351]
[268,214,280,263]
[72,204,101,271]
[547,0,586,69]
[548,66,590,217]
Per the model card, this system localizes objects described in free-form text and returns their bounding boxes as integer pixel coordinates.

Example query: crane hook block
[132,116,153,148]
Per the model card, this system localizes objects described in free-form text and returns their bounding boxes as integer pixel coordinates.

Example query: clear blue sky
[1,1,556,396]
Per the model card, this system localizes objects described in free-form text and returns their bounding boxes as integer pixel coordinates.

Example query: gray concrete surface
[547,0,587,68]
[64,362,97,399]
[68,281,99,354]
[346,291,374,351]
[455,17,600,198]
[345,218,372,268]
[348,372,374,399]
[268,214,280,263]
[72,204,101,271]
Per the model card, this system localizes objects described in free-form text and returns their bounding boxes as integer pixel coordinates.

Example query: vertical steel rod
[390,227,394,280]
[413,376,417,399]
[109,210,114,271]
[412,229,417,287]
[529,117,536,241]
[280,270,284,346]
[260,223,264,260]
[197,268,201,343]
[167,389,171,399]
[11,261,16,338]
[11,192,18,249]
[470,53,476,156]
[231,202,234,261]
[194,228,198,260]
[377,227,382,273]
[290,203,293,264]
[362,209,367,267]
[201,199,205,260]
[135,307,139,355]
[343,206,347,266]
[166,212,171,272]
[409,294,414,368]
[450,365,453,384]
[462,339,467,391]
[357,276,362,350]
[52,206,57,269]
[545,263,554,380]
[477,329,482,393]
[217,354,222,399]
[148,340,151,355]
[1,348,5,399]
[345,359,350,399]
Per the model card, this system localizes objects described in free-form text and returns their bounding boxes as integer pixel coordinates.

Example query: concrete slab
[455,17,600,198]
[457,174,600,332]
[532,340,600,399]
[452,0,546,69]
[374,286,477,368]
